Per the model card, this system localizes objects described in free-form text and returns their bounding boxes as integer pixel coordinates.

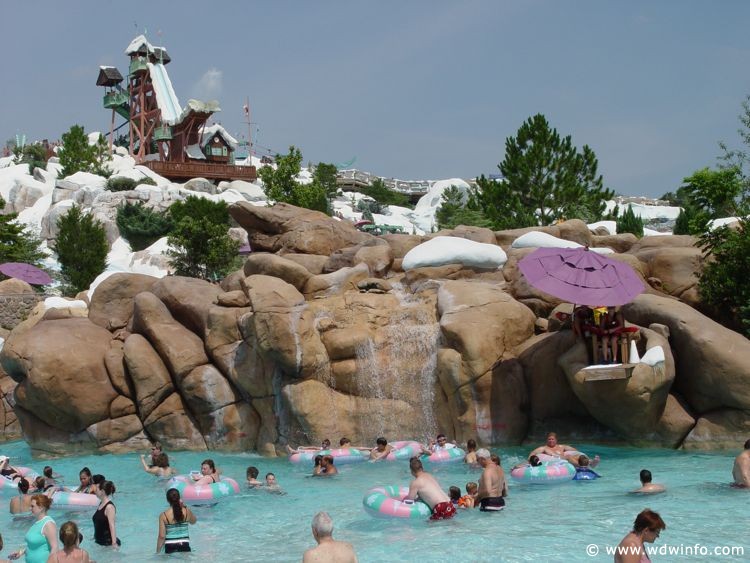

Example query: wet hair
[640,469,653,484]
[34,476,46,490]
[578,455,590,467]
[79,467,92,480]
[153,453,170,468]
[376,437,387,446]
[529,455,542,467]
[59,521,81,549]
[449,486,461,501]
[339,437,350,446]
[321,439,331,448]
[466,482,478,493]
[436,434,447,441]
[744,438,750,450]
[31,493,51,511]
[17,477,30,494]
[409,457,423,473]
[490,453,500,465]
[92,474,106,486]
[43,466,54,479]
[166,488,184,523]
[632,509,666,534]
[466,439,477,451]
[265,472,275,480]
[311,511,334,537]
[313,455,323,467]
[100,480,116,496]
[323,455,334,465]
[246,466,259,479]
[201,459,216,472]
[547,432,558,439]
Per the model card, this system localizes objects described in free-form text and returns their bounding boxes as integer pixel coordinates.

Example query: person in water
[315,456,338,477]
[156,488,196,554]
[0,456,23,483]
[631,469,665,494]
[312,455,324,476]
[476,449,507,512]
[302,512,358,563]
[511,454,543,471]
[732,438,750,488]
[406,457,455,520]
[73,468,93,494]
[573,455,601,480]
[614,509,665,563]
[287,439,332,454]
[192,459,219,486]
[458,482,478,508]
[140,452,175,478]
[41,467,60,491]
[426,434,457,453]
[50,520,91,563]
[93,481,120,548]
[10,478,35,515]
[246,466,262,488]
[149,442,163,466]
[369,437,392,461]
[529,432,600,467]
[448,486,461,506]
[464,439,478,465]
[8,494,57,562]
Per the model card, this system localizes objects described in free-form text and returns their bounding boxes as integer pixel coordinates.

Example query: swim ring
[573,467,600,481]
[288,447,367,465]
[425,448,466,463]
[510,460,576,484]
[50,491,100,512]
[537,451,584,463]
[385,441,423,461]
[362,485,432,519]
[0,467,38,492]
[167,475,240,505]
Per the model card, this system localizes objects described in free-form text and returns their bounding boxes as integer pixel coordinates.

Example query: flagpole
[244,96,252,162]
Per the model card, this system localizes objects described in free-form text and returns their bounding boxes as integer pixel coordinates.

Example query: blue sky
[2,0,749,197]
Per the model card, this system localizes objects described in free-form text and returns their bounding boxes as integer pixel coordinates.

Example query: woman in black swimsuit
[93,480,120,548]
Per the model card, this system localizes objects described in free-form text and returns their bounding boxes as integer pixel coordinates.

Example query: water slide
[147,62,182,124]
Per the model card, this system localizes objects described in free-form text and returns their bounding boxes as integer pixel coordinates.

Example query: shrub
[106,176,157,192]
[116,202,172,251]
[55,205,108,295]
[615,205,644,237]
[0,196,47,269]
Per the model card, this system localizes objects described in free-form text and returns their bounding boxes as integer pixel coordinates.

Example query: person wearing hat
[475,449,507,512]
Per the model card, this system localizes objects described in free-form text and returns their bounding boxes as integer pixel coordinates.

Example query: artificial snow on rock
[402,236,507,270]
[511,231,614,253]
[640,345,665,366]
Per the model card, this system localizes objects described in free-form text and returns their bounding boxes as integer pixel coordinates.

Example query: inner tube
[510,460,576,484]
[288,447,367,465]
[573,467,600,481]
[537,451,584,463]
[425,448,466,463]
[385,441,423,461]
[50,491,99,512]
[0,467,38,492]
[167,475,240,505]
[362,485,432,519]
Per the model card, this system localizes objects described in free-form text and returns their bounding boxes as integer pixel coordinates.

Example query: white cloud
[191,68,222,101]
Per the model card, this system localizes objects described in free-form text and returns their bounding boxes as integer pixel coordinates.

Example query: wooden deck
[142,161,257,182]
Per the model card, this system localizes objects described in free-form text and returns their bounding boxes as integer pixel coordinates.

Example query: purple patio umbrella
[0,262,53,286]
[518,247,645,306]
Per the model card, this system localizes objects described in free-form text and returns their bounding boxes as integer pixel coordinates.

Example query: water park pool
[0,441,746,562]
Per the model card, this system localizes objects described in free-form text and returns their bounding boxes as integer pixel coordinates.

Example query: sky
[2,0,750,198]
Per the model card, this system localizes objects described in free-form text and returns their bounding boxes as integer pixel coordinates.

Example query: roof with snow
[96,66,123,86]
[125,35,170,63]
[201,124,238,151]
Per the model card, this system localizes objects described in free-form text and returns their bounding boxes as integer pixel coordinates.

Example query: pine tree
[0,196,47,268]
[116,202,172,251]
[259,146,328,212]
[616,205,644,237]
[55,205,108,295]
[59,125,96,178]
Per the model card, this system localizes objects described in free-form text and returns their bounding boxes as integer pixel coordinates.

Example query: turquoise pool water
[0,441,746,562]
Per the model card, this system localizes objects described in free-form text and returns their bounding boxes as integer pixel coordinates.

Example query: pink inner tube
[385,441,423,461]
[537,451,583,463]
[288,447,367,465]
[168,475,240,505]
[426,447,466,463]
[0,467,37,491]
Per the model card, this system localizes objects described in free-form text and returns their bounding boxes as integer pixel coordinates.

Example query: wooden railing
[142,161,257,181]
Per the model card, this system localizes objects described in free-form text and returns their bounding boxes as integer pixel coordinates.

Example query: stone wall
[0,294,44,330]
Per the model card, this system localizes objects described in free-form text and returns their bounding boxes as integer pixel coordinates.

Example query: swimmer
[511,454,542,471]
[369,438,392,461]
[264,473,285,495]
[314,456,338,477]
[464,439,478,465]
[529,432,600,467]
[74,468,94,494]
[476,449,507,512]
[573,455,601,479]
[406,457,455,520]
[191,460,218,486]
[287,439,332,455]
[614,509,665,563]
[246,466,262,488]
[448,486,461,506]
[302,512,357,563]
[149,442,164,466]
[42,466,61,491]
[458,482,478,509]
[631,469,664,494]
[140,453,176,478]
[312,455,324,476]
[0,456,23,483]
[9,478,34,514]
[422,434,457,455]
[732,438,750,488]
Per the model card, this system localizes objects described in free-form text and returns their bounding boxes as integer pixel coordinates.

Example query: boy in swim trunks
[406,457,456,521]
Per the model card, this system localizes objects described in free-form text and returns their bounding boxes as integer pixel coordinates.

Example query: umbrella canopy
[518,247,644,306]
[0,262,53,285]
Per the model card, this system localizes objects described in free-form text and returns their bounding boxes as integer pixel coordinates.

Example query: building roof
[96,66,124,86]
[125,35,170,64]
[201,124,238,151]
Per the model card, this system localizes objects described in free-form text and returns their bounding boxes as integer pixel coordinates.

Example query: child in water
[458,482,478,508]
[246,466,262,488]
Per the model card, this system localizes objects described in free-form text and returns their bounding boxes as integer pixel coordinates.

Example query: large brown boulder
[229,202,373,255]
[428,226,497,245]
[143,392,206,450]
[0,278,34,295]
[623,294,750,413]
[243,253,312,292]
[381,234,423,259]
[592,233,638,253]
[682,409,750,450]
[150,276,223,336]
[88,273,158,330]
[0,318,117,432]
[123,334,174,419]
[278,253,329,275]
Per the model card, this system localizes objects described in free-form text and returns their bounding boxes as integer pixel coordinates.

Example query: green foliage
[55,205,108,295]
[259,146,329,213]
[90,135,112,178]
[436,185,493,230]
[615,205,644,238]
[59,125,96,178]
[312,162,339,201]
[0,196,47,269]
[116,202,172,251]
[680,167,742,220]
[106,176,156,192]
[361,178,411,209]
[672,205,706,235]
[357,197,385,216]
[166,196,239,280]
[13,143,48,173]
[474,114,614,229]
[698,219,750,336]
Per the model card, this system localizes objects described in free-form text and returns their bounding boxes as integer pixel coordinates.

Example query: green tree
[361,178,410,208]
[615,205,644,238]
[680,167,742,221]
[259,146,328,212]
[55,205,108,295]
[475,114,614,228]
[0,196,47,268]
[166,196,239,280]
[435,186,492,230]
[13,143,49,173]
[90,134,113,178]
[313,162,339,201]
[59,125,96,178]
[116,202,172,251]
